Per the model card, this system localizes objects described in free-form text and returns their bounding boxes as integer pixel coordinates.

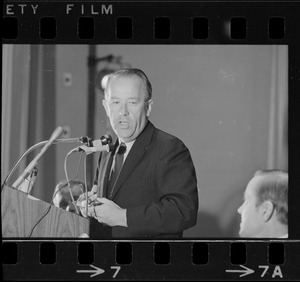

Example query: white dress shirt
[109,139,135,177]
[120,139,135,163]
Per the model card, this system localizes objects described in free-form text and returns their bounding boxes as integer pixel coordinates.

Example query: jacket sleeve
[126,138,199,236]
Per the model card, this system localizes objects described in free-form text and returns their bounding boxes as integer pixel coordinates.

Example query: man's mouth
[118,120,129,126]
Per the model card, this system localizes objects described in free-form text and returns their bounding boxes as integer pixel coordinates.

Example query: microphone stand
[2,133,90,189]
[11,127,65,189]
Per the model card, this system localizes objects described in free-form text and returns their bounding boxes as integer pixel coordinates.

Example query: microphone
[69,134,114,155]
[2,135,92,188]
[48,126,66,144]
[12,127,65,189]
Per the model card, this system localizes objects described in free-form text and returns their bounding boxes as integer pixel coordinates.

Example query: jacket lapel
[110,121,155,200]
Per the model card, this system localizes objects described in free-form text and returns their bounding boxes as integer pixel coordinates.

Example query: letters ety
[5,4,39,15]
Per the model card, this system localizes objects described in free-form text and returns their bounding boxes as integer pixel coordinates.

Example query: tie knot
[117,142,127,155]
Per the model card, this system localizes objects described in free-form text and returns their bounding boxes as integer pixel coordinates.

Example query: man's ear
[146,99,153,117]
[102,99,109,117]
[260,201,275,222]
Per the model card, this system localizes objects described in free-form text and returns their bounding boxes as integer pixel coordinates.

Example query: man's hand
[93,198,127,227]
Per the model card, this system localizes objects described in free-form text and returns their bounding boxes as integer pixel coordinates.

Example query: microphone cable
[83,152,89,217]
[63,151,81,215]
[27,152,84,238]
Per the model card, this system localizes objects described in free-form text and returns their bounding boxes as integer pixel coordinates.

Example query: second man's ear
[146,99,153,117]
[261,200,275,222]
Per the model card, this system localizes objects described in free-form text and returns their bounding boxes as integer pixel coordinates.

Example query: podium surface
[1,185,89,237]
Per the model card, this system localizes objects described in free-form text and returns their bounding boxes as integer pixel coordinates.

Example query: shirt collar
[117,139,135,157]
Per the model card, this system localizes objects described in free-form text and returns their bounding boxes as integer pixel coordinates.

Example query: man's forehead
[59,185,82,194]
[110,75,141,87]
[108,78,145,99]
[58,188,71,196]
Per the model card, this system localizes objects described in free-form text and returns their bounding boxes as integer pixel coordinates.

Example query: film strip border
[2,241,300,280]
[2,0,300,281]
[2,1,300,44]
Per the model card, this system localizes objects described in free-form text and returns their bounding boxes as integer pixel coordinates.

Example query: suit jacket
[91,121,198,239]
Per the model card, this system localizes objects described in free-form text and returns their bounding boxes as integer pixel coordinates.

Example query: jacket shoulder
[153,127,186,147]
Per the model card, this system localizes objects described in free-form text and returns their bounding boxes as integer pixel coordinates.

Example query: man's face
[103,76,153,143]
[237,177,265,237]
[53,185,83,212]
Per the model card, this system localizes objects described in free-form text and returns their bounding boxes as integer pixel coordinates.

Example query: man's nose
[119,103,129,116]
[67,203,76,213]
[237,205,242,214]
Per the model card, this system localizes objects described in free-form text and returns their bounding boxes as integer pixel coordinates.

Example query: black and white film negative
[2,0,300,280]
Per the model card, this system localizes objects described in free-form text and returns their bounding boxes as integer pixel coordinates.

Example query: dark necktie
[107,142,126,198]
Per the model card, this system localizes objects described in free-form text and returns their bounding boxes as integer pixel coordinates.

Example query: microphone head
[79,136,93,146]
[49,126,65,142]
[100,134,113,145]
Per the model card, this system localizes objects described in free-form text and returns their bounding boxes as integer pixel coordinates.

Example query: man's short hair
[253,169,288,225]
[104,68,152,101]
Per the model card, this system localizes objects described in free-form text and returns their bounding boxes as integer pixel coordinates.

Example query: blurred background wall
[2,44,288,237]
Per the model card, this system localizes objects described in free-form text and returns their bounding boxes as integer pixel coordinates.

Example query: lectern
[1,185,89,237]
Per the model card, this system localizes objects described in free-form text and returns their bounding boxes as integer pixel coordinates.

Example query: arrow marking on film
[77,264,105,277]
[226,265,255,277]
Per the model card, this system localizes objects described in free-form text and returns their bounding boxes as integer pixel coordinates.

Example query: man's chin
[238,226,245,237]
[117,133,134,143]
[116,130,131,139]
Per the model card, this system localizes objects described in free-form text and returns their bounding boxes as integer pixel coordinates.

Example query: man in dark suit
[79,68,198,238]
[237,170,288,238]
